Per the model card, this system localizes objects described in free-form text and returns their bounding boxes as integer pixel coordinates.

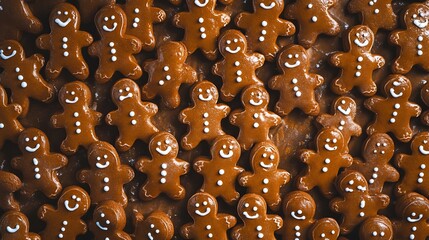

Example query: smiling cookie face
[333,96,357,117]
[316,127,345,153]
[395,192,429,225]
[359,216,393,240]
[348,25,374,51]
[93,200,126,233]
[50,3,79,29]
[18,128,49,155]
[0,211,31,238]
[278,44,308,70]
[283,191,316,222]
[88,141,120,170]
[241,85,269,109]
[337,171,368,196]
[410,132,429,156]
[250,141,279,172]
[59,82,91,107]
[188,192,217,218]
[212,135,241,160]
[95,4,126,36]
[191,81,219,104]
[238,194,266,221]
[254,0,284,13]
[309,218,340,240]
[141,212,174,240]
[58,186,90,216]
[111,78,140,104]
[149,132,178,158]
[219,30,247,56]
[363,133,394,161]
[404,4,429,30]
[0,40,24,63]
[384,74,412,99]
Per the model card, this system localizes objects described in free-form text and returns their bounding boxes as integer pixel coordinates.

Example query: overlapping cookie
[348,0,397,33]
[0,85,24,149]
[0,0,42,40]
[132,210,174,240]
[0,210,40,240]
[90,200,131,240]
[0,171,22,211]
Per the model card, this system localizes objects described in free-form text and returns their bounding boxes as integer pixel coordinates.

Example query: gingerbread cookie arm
[229,110,245,126]
[172,12,190,29]
[88,41,102,57]
[219,213,237,229]
[180,223,194,239]
[77,31,94,46]
[372,194,390,208]
[151,6,166,23]
[183,65,198,84]
[310,73,324,87]
[407,102,422,117]
[364,96,383,112]
[331,52,346,67]
[37,204,55,220]
[389,30,406,46]
[120,165,135,183]
[6,104,23,119]
[394,153,406,168]
[48,153,68,169]
[50,113,65,128]
[125,36,142,54]
[10,156,23,171]
[77,169,91,183]
[329,198,345,213]
[35,34,52,50]
[212,60,226,77]
[278,170,291,185]
[238,172,255,187]
[135,158,150,173]
[277,18,296,36]
[300,150,316,164]
[340,153,354,167]
[105,110,120,125]
[193,157,209,173]
[251,53,265,68]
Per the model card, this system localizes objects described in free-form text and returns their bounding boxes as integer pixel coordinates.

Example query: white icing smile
[243,211,259,219]
[195,208,211,216]
[96,221,109,231]
[96,161,110,169]
[6,225,20,233]
[198,94,213,102]
[55,18,71,27]
[389,88,403,98]
[194,0,209,7]
[337,106,351,115]
[324,144,337,151]
[414,18,428,28]
[65,97,79,104]
[260,162,273,169]
[156,146,172,156]
[354,38,369,47]
[103,22,118,32]
[64,200,79,211]
[250,99,263,106]
[419,145,429,155]
[225,46,241,54]
[220,149,233,158]
[407,213,423,223]
[119,93,133,101]
[0,49,16,60]
[25,144,40,153]
[148,232,154,240]
[345,187,353,192]
[291,211,306,220]
[284,60,301,68]
[259,2,275,9]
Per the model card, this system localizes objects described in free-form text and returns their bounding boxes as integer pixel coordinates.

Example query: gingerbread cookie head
[211,135,241,161]
[250,141,280,172]
[395,192,429,227]
[95,4,127,38]
[111,78,141,105]
[253,0,285,15]
[87,141,122,170]
[191,81,219,105]
[219,30,247,57]
[18,128,51,155]
[187,192,218,219]
[384,74,412,100]
[403,3,429,31]
[241,85,269,110]
[0,211,38,240]
[49,3,80,30]
[149,132,179,159]
[333,96,358,118]
[158,40,187,64]
[277,44,309,71]
[0,40,25,66]
[58,186,90,217]
[347,25,374,52]
[309,218,340,240]
[362,133,394,162]
[359,216,393,240]
[409,131,429,155]
[58,81,92,107]
[92,200,127,235]
[315,127,346,154]
[283,191,316,223]
[336,170,369,196]
[237,193,268,221]
[133,211,174,240]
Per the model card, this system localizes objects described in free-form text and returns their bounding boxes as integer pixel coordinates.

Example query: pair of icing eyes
[326,138,338,143]
[104,15,116,21]
[412,12,426,18]
[57,11,69,15]
[262,153,275,160]
[250,92,263,97]
[25,137,38,142]
[244,203,258,211]
[96,155,108,160]
[287,54,299,58]
[198,88,211,93]
[150,224,161,233]
[71,194,82,202]
[195,201,208,207]
[222,145,234,150]
[355,32,369,38]
[157,139,172,146]
[376,142,388,147]
[371,231,385,237]
[99,213,111,224]
[65,91,76,95]
[226,39,239,44]
[118,87,131,93]
[320,230,336,237]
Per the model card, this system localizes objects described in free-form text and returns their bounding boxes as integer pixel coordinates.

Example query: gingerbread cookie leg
[0,171,22,211]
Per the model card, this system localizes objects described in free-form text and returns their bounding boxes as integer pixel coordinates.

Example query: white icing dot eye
[104,17,108,21]
[262,153,267,158]
[412,212,416,216]
[64,11,68,15]
[101,213,105,217]
[349,180,354,185]
[331,230,335,234]
[356,33,360,37]
[206,89,210,93]
[155,229,160,234]
[321,233,326,237]
[97,157,101,161]
[332,138,337,143]
[57,11,62,15]
[424,140,428,144]
[253,206,258,211]
[372,231,377,236]
[380,232,385,236]
[234,38,238,43]
[195,203,200,207]
[420,12,425,17]
[150,224,155,228]
[71,91,75,95]
[104,154,108,159]
[33,136,38,141]
[203,201,208,206]
[295,54,299,58]
[106,220,110,224]
[77,198,81,202]
[288,54,292,58]
[7,46,11,50]
[222,145,226,149]
[72,195,77,199]
[376,143,381,147]
[157,141,161,146]
[413,14,417,18]
[341,100,346,104]
[126,87,130,91]
[25,137,30,142]
[297,210,302,214]
[165,139,171,144]
[244,203,249,207]
[226,40,231,44]
[119,89,123,93]
[229,145,233,150]
[326,138,331,143]
[269,154,275,160]
[198,88,202,92]
[111,15,115,20]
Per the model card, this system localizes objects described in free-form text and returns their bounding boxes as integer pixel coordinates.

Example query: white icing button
[64,51,69,57]
[129,111,135,117]
[261,21,267,26]
[198,17,204,23]
[15,67,20,72]
[218,169,225,175]
[104,186,110,192]
[234,61,240,66]
[73,112,79,117]
[217,180,223,186]
[262,187,268,193]
[21,82,27,88]
[311,16,317,22]
[111,56,117,62]
[109,42,114,47]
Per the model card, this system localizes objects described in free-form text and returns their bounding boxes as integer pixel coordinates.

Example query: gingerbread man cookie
[179,81,230,150]
[365,74,421,142]
[135,132,190,200]
[0,85,24,149]
[78,141,134,206]
[359,215,393,240]
[0,210,40,240]
[308,218,340,240]
[77,0,115,24]
[229,85,281,150]
[348,0,396,33]
[181,192,236,240]
[235,0,295,61]
[36,3,93,80]
[213,30,265,102]
[142,41,197,109]
[296,127,353,198]
[0,40,54,117]
[11,128,68,199]
[348,133,399,194]
[122,0,166,51]
[390,3,429,74]
[88,4,142,83]
[284,0,340,48]
[316,96,362,152]
[106,78,159,152]
[238,141,290,211]
[395,131,429,197]
[173,0,230,60]
[281,191,316,240]
[330,171,390,234]
[392,192,429,240]
[0,171,21,211]
[51,81,102,155]
[331,25,385,96]
[268,44,323,116]
[193,135,244,204]
[132,210,174,240]
[38,186,90,240]
[90,200,131,240]
[231,193,282,240]
[0,0,42,41]
[421,81,429,125]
